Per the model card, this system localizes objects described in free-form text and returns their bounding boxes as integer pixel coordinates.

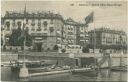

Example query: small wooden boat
[11,66,20,72]
[111,66,127,71]
[71,68,98,77]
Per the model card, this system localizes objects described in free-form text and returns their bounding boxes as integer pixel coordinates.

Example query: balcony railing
[31,32,47,36]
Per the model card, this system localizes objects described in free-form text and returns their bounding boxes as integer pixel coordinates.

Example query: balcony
[31,32,47,37]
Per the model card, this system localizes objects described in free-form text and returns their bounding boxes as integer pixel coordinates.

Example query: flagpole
[85,11,97,69]
[19,1,29,78]
[93,12,97,69]
[23,3,26,64]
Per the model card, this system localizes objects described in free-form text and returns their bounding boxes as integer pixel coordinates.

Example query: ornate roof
[89,27,126,35]
[4,11,64,20]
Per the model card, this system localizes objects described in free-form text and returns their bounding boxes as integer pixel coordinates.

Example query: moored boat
[111,66,127,71]
[71,68,98,77]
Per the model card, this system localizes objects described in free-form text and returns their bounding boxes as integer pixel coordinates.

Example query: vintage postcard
[1,0,127,81]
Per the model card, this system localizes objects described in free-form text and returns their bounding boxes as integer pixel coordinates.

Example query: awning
[80,34,85,37]
[80,40,85,41]
[35,37,42,40]
[68,40,72,43]
[57,38,61,40]
[56,31,61,34]
[57,44,61,47]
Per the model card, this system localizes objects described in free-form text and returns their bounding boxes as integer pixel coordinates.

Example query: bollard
[19,62,29,78]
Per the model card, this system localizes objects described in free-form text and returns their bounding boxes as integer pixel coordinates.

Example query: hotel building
[1,11,88,53]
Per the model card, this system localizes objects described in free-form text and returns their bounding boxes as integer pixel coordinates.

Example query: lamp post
[19,4,29,78]
[119,35,123,67]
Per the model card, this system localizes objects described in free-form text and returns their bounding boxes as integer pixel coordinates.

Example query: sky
[1,0,127,31]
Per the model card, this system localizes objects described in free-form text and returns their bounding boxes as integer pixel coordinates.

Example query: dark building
[88,28,127,53]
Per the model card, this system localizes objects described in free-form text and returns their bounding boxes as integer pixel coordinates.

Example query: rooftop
[4,11,64,20]
[3,11,86,26]
[89,27,126,35]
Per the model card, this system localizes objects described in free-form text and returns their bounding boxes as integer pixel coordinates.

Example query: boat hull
[71,69,98,77]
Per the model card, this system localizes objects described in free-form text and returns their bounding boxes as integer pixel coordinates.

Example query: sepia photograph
[1,0,127,81]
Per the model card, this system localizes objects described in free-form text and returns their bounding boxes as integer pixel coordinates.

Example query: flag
[24,4,27,18]
[85,12,94,25]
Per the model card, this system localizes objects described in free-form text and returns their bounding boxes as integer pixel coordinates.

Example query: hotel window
[50,19,53,24]
[102,39,106,44]
[102,33,105,39]
[6,21,10,30]
[12,20,15,27]
[26,19,28,24]
[31,19,35,26]
[81,27,83,31]
[68,26,70,30]
[43,36,47,40]
[43,21,48,27]
[49,27,54,33]
[17,21,21,28]
[71,27,73,31]
[31,26,35,31]
[38,19,41,26]
[25,27,29,32]
[37,19,41,31]
[37,27,41,31]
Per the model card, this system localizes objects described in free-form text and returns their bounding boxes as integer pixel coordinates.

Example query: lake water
[1,67,127,81]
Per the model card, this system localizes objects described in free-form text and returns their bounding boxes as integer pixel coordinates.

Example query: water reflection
[1,67,127,81]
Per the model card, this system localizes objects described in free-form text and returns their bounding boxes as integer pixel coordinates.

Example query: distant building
[88,28,127,53]
[76,23,89,47]
[63,18,77,45]
[61,18,88,53]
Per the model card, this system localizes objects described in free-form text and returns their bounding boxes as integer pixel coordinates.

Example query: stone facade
[88,28,127,53]
[1,11,88,52]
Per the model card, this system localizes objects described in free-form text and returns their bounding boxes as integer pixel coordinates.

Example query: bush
[61,49,66,53]
[53,45,59,51]
[82,47,89,53]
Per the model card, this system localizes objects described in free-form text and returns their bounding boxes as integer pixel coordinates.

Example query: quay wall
[1,52,18,62]
[98,57,127,68]
[1,52,127,67]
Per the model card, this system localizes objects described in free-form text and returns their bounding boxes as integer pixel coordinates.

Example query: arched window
[37,19,41,31]
[6,21,10,30]
[50,19,53,24]
[25,27,29,33]
[49,27,54,33]
[31,19,35,26]
[12,19,15,27]
[43,21,48,27]
[17,21,21,28]
[26,19,28,24]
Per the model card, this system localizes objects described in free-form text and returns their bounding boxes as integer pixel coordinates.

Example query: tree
[53,45,59,51]
[9,28,23,46]
[8,27,32,47]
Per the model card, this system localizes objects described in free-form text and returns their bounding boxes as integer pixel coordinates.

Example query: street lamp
[119,35,123,67]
